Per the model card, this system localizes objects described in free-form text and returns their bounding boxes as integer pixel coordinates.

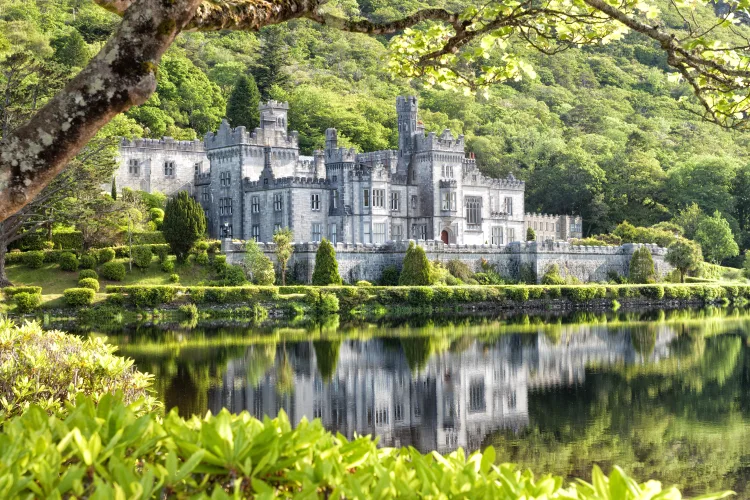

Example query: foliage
[79,269,98,280]
[22,250,44,269]
[273,227,294,286]
[226,75,260,129]
[170,273,180,283]
[161,260,175,273]
[694,211,740,264]
[313,339,342,380]
[744,250,750,279]
[195,251,209,265]
[666,239,704,283]
[63,287,95,307]
[399,242,432,286]
[0,320,156,420]
[100,261,126,281]
[162,191,206,262]
[2,286,42,298]
[312,239,342,286]
[51,231,83,250]
[243,239,275,285]
[78,277,100,292]
[13,292,40,313]
[306,289,340,315]
[58,251,78,272]
[214,264,247,286]
[526,227,536,241]
[380,265,400,286]
[446,259,473,282]
[541,264,566,285]
[629,247,656,284]
[131,245,153,269]
[356,280,372,286]
[79,253,98,270]
[98,247,115,263]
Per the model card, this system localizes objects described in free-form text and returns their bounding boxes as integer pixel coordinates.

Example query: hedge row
[105,285,280,307]
[6,244,171,266]
[2,286,42,298]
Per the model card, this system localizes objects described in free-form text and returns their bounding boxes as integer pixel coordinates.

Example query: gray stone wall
[223,239,672,284]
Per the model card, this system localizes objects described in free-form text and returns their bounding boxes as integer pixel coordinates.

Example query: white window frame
[311,193,320,211]
[442,192,456,211]
[373,223,386,244]
[363,223,371,243]
[128,159,140,175]
[312,223,322,242]
[372,189,385,208]
[251,196,260,213]
[330,224,337,244]
[466,196,482,227]
[504,197,513,215]
[392,224,403,241]
[491,226,503,245]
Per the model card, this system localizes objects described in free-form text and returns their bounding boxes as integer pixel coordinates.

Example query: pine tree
[526,227,536,241]
[399,242,432,285]
[111,178,117,200]
[313,339,341,380]
[253,26,290,99]
[51,31,89,68]
[226,75,260,129]
[312,239,341,285]
[162,191,206,262]
[628,246,656,284]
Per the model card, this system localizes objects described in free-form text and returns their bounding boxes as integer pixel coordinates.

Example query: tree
[226,74,260,129]
[313,339,341,380]
[253,26,290,100]
[111,177,117,200]
[4,0,750,221]
[672,203,706,241]
[51,31,89,68]
[693,211,739,264]
[273,227,294,286]
[399,242,431,286]
[312,239,341,286]
[243,239,275,285]
[743,251,750,280]
[628,246,655,284]
[666,239,703,283]
[162,191,206,262]
[526,227,536,241]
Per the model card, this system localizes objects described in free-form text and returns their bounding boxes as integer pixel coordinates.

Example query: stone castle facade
[115,97,582,245]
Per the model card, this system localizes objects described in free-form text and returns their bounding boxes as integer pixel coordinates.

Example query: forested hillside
[3,0,750,254]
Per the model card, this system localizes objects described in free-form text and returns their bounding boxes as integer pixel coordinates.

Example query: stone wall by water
[222,239,672,284]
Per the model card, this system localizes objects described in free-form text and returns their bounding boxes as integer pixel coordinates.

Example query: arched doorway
[440,230,450,244]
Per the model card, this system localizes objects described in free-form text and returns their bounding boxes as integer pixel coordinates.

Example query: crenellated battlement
[205,119,299,150]
[244,176,331,190]
[194,172,211,186]
[120,137,204,152]
[420,129,465,153]
[326,147,357,164]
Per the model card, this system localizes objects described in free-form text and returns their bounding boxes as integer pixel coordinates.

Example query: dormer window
[164,161,175,177]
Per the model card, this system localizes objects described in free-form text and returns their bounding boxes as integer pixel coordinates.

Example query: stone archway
[441,230,449,244]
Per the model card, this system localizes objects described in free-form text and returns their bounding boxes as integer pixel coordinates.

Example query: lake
[74,308,750,497]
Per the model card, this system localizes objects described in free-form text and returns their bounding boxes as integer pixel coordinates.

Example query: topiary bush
[63,288,95,307]
[163,192,206,262]
[153,244,169,263]
[13,292,41,313]
[161,259,175,273]
[399,242,432,286]
[79,269,99,280]
[195,251,210,265]
[100,261,126,281]
[77,278,100,292]
[312,239,342,285]
[98,247,115,264]
[132,245,153,269]
[356,280,373,287]
[23,250,45,269]
[79,253,98,270]
[58,252,78,272]
[2,286,42,298]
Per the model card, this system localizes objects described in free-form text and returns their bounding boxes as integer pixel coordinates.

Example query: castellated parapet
[204,118,299,150]
[120,137,205,152]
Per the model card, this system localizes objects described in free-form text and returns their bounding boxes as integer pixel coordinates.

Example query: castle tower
[397,96,418,156]
[259,100,289,135]
[325,128,338,151]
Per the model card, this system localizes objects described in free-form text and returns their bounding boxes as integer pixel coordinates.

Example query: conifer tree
[273,227,294,285]
[226,75,260,129]
[111,178,117,200]
[312,239,341,285]
[51,31,89,68]
[628,246,656,284]
[313,339,342,380]
[526,227,536,241]
[253,26,290,100]
[399,242,432,286]
[162,191,206,262]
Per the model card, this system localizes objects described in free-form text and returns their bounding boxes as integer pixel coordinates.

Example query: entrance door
[441,230,449,244]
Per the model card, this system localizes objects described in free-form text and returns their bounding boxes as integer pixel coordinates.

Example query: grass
[6,257,213,295]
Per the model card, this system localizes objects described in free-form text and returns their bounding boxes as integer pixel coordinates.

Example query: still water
[77,309,750,496]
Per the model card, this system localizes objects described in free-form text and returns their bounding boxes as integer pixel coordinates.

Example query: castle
[115,96,582,245]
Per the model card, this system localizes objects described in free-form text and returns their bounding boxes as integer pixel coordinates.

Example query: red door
[441,230,449,244]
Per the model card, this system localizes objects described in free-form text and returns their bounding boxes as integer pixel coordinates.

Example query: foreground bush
[0,393,730,500]
[23,250,44,269]
[101,261,126,281]
[0,320,156,420]
[98,247,116,263]
[132,245,153,269]
[13,292,41,313]
[63,287,95,307]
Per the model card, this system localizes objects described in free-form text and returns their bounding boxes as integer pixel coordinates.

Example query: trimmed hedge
[132,245,153,269]
[105,285,280,305]
[79,253,98,270]
[98,247,115,263]
[51,231,83,250]
[131,231,166,245]
[58,252,78,272]
[78,269,99,280]
[100,261,126,281]
[13,292,41,313]
[2,286,42,298]
[78,278,100,292]
[63,287,95,307]
[23,250,44,269]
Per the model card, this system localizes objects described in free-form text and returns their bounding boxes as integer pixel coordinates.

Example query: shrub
[194,241,209,252]
[380,265,400,286]
[306,289,340,315]
[132,286,177,307]
[163,192,206,262]
[244,240,275,285]
[312,239,342,285]
[2,286,42,298]
[23,250,45,269]
[79,269,98,280]
[399,242,432,285]
[541,264,566,285]
[446,259,473,281]
[153,244,169,263]
[50,230,83,250]
[639,285,665,299]
[195,251,210,265]
[63,288,95,307]
[58,252,78,272]
[0,321,157,419]
[14,292,41,313]
[564,286,602,302]
[79,253,98,270]
[216,264,247,286]
[629,247,655,284]
[519,263,536,284]
[356,280,373,287]
[170,273,180,283]
[506,287,530,302]
[161,259,175,273]
[408,287,434,305]
[98,247,115,263]
[77,278,100,292]
[132,245,153,269]
[106,292,125,306]
[100,261,126,281]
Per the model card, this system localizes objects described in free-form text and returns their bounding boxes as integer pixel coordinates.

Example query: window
[508,391,517,409]
[128,159,140,175]
[274,224,282,233]
[375,406,389,426]
[466,196,482,227]
[508,228,516,242]
[221,224,233,238]
[330,224,337,244]
[392,224,403,241]
[220,171,231,187]
[441,165,454,178]
[395,403,403,422]
[413,224,427,240]
[164,161,175,176]
[373,223,386,244]
[363,189,370,208]
[311,193,320,211]
[194,162,202,174]
[442,192,456,211]
[414,402,421,418]
[251,225,260,241]
[372,189,385,208]
[390,191,400,211]
[313,402,323,419]
[201,186,209,202]
[504,197,513,215]
[411,195,418,210]
[219,197,233,216]
[251,196,260,213]
[491,226,503,245]
[274,194,283,211]
[363,223,371,243]
[332,190,338,209]
[411,169,417,182]
[469,379,486,413]
[312,223,322,242]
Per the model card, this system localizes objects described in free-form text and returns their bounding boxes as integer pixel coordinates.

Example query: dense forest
[3,0,750,260]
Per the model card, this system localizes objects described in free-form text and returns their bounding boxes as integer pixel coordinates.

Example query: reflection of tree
[163,364,209,418]
[246,344,276,387]
[276,347,294,395]
[401,337,433,373]
[630,327,656,357]
[313,339,342,381]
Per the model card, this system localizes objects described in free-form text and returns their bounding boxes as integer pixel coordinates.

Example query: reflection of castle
[208,326,676,454]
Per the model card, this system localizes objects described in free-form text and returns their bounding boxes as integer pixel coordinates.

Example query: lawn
[6,257,214,295]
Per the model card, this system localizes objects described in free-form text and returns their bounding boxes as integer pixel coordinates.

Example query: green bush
[629,247,656,284]
[408,287,434,305]
[153,244,169,263]
[194,241,209,252]
[312,239,342,285]
[170,273,180,283]
[58,252,78,272]
[446,259,473,281]
[13,292,41,313]
[380,265,400,286]
[163,192,206,262]
[639,285,665,299]
[63,288,95,307]
[519,263,537,284]
[79,269,99,281]
[106,292,125,306]
[2,286,42,298]
[98,247,115,263]
[101,261,126,281]
[0,320,156,420]
[132,245,153,269]
[23,250,44,269]
[195,251,209,265]
[79,253,98,270]
[132,286,177,307]
[77,278,100,292]
[306,289,340,315]
[506,287,530,302]
[50,230,83,250]
[564,286,603,302]
[541,264,566,285]
[243,240,274,285]
[356,280,373,286]
[399,242,432,286]
[133,229,165,245]
[216,264,247,286]
[161,259,175,273]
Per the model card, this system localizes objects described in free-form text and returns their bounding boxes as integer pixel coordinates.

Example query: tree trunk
[0,242,13,287]
[680,269,685,283]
